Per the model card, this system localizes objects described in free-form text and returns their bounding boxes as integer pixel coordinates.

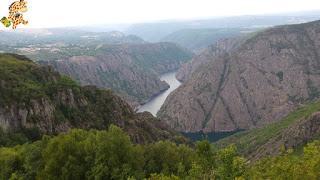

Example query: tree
[88,125,145,180]
[0,147,22,180]
[216,145,245,179]
[39,129,91,179]
[144,141,195,178]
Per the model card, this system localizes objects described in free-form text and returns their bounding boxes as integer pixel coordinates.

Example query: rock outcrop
[0,53,185,144]
[158,20,320,133]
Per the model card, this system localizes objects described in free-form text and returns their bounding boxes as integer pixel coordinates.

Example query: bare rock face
[176,37,243,82]
[42,43,192,107]
[158,20,320,133]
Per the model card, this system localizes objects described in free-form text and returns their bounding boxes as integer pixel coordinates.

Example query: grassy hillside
[0,54,77,104]
[215,101,320,156]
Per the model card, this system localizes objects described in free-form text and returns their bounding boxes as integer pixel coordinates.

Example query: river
[138,71,181,116]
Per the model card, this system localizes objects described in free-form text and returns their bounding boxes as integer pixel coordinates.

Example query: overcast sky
[0,0,320,28]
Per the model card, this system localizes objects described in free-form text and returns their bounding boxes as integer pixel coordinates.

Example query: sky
[0,0,320,28]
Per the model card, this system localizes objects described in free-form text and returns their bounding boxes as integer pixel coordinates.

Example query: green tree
[187,140,217,179]
[38,129,91,179]
[144,141,195,178]
[0,147,22,180]
[216,145,245,179]
[88,125,145,180]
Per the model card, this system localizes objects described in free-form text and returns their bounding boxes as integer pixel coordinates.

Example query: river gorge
[138,71,181,116]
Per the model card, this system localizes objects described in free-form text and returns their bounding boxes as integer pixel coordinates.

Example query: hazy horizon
[0,0,320,29]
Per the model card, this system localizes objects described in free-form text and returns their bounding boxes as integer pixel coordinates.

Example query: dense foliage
[0,125,245,180]
[0,128,40,147]
[1,125,320,180]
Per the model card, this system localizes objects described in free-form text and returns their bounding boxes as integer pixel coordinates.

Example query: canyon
[0,54,186,144]
[39,43,193,107]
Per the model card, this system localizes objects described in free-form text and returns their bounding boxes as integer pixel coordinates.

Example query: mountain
[126,11,320,42]
[0,53,185,144]
[216,101,320,161]
[161,28,256,52]
[41,43,193,106]
[158,20,320,133]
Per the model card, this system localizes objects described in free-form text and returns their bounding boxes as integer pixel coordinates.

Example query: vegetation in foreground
[1,125,320,180]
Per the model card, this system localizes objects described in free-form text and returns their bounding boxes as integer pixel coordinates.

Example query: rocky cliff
[158,20,320,133]
[0,53,184,144]
[42,43,193,107]
[176,37,244,82]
